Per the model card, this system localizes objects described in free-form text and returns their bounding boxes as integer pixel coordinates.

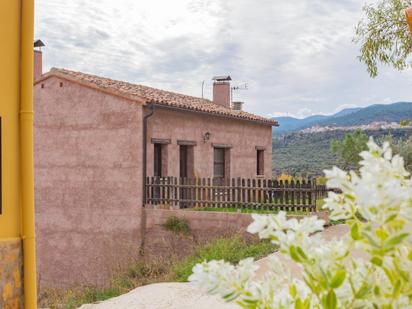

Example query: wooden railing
[145,177,332,212]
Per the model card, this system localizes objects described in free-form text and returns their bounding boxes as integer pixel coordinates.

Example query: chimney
[34,50,42,80]
[34,39,45,81]
[232,101,243,111]
[212,75,231,107]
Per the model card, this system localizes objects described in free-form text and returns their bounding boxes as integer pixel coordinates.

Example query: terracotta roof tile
[39,68,278,126]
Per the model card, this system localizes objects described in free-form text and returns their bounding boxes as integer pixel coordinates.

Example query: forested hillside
[273,102,412,135]
[272,128,412,176]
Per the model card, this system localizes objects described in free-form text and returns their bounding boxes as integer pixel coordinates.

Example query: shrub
[172,236,276,282]
[331,129,368,169]
[190,139,412,308]
[162,216,190,235]
[39,258,173,309]
[39,236,276,308]
[381,135,412,171]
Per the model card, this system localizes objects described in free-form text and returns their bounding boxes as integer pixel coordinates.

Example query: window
[180,145,188,178]
[179,145,195,178]
[152,139,169,177]
[213,148,225,179]
[257,149,264,176]
[154,143,162,177]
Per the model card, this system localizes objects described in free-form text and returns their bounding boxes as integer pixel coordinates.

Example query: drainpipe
[143,104,155,204]
[140,104,155,255]
[20,0,37,308]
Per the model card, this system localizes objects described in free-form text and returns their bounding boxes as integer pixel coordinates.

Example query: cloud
[267,107,322,119]
[35,0,412,117]
[333,104,360,114]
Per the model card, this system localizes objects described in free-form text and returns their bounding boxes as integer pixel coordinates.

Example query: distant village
[300,121,412,134]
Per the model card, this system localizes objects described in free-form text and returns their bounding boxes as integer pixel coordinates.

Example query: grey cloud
[35,0,412,118]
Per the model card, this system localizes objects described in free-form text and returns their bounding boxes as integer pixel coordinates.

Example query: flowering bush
[189,139,412,308]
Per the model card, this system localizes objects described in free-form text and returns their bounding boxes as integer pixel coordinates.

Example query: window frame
[256,149,265,176]
[154,143,162,177]
[213,147,225,179]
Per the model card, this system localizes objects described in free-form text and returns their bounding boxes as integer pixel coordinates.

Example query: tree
[190,140,412,308]
[381,135,412,171]
[331,130,368,169]
[400,118,412,126]
[354,0,412,77]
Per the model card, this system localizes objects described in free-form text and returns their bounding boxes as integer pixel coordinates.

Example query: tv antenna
[231,82,248,103]
[201,80,205,99]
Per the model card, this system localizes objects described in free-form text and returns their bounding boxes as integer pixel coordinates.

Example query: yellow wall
[0,1,22,238]
[0,1,37,307]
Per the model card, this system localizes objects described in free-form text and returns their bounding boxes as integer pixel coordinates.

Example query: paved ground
[79,283,236,309]
[79,225,349,309]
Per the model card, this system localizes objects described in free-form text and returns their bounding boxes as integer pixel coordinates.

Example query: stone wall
[145,208,254,235]
[0,239,23,309]
[143,208,329,258]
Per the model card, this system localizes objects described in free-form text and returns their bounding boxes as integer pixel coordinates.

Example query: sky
[35,0,412,119]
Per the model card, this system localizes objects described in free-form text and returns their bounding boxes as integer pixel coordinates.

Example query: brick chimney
[34,39,45,81]
[34,50,42,80]
[212,75,231,108]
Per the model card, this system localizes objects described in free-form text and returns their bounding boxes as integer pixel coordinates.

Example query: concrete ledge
[145,208,330,231]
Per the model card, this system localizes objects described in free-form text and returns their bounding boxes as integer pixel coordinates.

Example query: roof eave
[146,101,278,126]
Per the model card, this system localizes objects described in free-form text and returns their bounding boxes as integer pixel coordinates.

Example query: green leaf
[370,256,383,266]
[384,233,409,249]
[374,285,380,296]
[294,298,303,309]
[330,269,346,289]
[393,279,401,298]
[322,290,337,309]
[290,246,301,263]
[351,223,361,240]
[382,266,396,285]
[303,275,319,294]
[290,284,297,298]
[296,246,308,261]
[355,284,370,299]
[384,214,397,224]
[223,291,237,301]
[362,232,380,248]
[241,298,259,305]
[375,228,388,241]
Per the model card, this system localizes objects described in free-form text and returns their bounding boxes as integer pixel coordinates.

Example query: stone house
[33,51,277,287]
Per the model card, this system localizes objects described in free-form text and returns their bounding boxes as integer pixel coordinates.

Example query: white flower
[324,166,350,190]
[191,140,412,308]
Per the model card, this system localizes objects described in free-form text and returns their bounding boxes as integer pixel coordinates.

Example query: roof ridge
[51,67,215,104]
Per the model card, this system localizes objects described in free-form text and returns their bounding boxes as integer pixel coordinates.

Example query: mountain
[273,115,328,135]
[319,102,412,127]
[332,107,362,118]
[273,102,412,135]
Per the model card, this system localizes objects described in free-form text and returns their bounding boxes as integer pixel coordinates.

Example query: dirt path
[79,225,349,309]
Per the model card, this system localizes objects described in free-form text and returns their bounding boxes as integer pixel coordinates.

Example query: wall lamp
[203,132,211,143]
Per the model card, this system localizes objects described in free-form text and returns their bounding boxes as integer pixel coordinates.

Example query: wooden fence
[145,177,332,212]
